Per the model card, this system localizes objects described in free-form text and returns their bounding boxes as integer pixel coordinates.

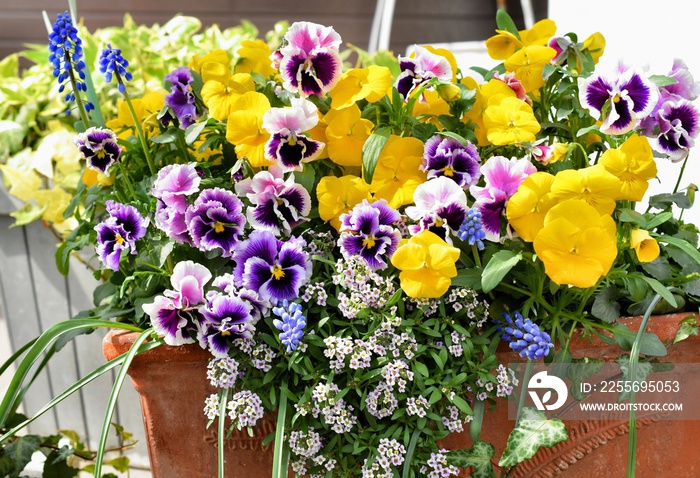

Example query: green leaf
[498,407,568,468]
[567,358,603,400]
[184,120,208,145]
[362,127,391,184]
[576,124,602,137]
[294,167,316,195]
[591,286,620,323]
[450,394,473,415]
[496,9,520,39]
[657,235,700,266]
[55,241,72,276]
[451,268,483,290]
[481,250,522,293]
[3,435,41,477]
[612,323,667,357]
[43,449,80,478]
[437,131,468,146]
[615,355,653,401]
[618,208,645,225]
[637,275,677,308]
[649,74,678,87]
[105,456,130,473]
[649,192,692,210]
[673,316,699,345]
[446,441,494,478]
[644,211,673,230]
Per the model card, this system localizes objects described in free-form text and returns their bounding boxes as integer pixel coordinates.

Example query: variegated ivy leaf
[446,441,495,478]
[498,407,568,468]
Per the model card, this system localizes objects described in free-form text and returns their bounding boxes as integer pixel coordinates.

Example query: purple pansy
[94,201,146,271]
[578,67,659,134]
[200,294,255,357]
[278,21,343,97]
[421,135,481,188]
[469,156,536,240]
[339,199,401,270]
[262,98,324,170]
[233,230,311,303]
[164,67,199,129]
[142,261,211,346]
[186,188,246,257]
[209,274,271,325]
[663,59,700,102]
[235,166,311,237]
[652,99,699,162]
[406,176,468,240]
[395,45,452,99]
[74,127,121,175]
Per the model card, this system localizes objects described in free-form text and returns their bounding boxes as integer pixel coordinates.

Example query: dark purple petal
[283,54,306,90]
[584,76,613,113]
[607,98,634,133]
[476,193,507,237]
[310,51,341,89]
[396,71,417,98]
[259,265,305,302]
[622,73,655,114]
[438,202,468,231]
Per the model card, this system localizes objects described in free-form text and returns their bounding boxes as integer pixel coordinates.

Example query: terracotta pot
[102,330,277,478]
[439,313,700,478]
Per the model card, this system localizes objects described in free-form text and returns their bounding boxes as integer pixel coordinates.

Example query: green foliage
[446,441,495,477]
[498,408,568,468]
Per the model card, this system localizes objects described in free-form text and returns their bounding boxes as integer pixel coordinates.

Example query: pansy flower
[142,261,211,346]
[152,163,201,244]
[599,134,657,201]
[278,21,343,97]
[579,67,659,134]
[200,294,255,356]
[185,188,246,257]
[74,127,121,175]
[235,166,311,236]
[470,156,536,240]
[233,231,311,303]
[630,229,660,263]
[421,135,481,188]
[338,199,401,270]
[262,98,324,170]
[226,91,272,168]
[316,175,372,230]
[329,65,393,109]
[164,67,199,129]
[483,97,541,145]
[325,104,373,167]
[405,177,468,240]
[650,99,699,162]
[94,201,146,271]
[395,45,453,99]
[370,136,427,209]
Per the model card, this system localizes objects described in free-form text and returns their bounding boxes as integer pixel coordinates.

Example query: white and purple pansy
[233,231,311,303]
[185,188,246,257]
[652,99,699,162]
[209,274,271,325]
[200,294,255,357]
[338,199,401,270]
[421,135,482,188]
[152,163,201,244]
[469,156,536,241]
[578,67,659,135]
[94,200,146,271]
[278,21,343,97]
[395,45,452,99]
[142,261,211,346]
[406,176,468,240]
[164,66,199,129]
[262,98,324,171]
[235,166,311,237]
[74,126,121,175]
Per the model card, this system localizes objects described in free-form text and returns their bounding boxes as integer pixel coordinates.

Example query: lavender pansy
[152,163,201,243]
[74,127,121,175]
[421,135,481,188]
[406,176,468,239]
[164,66,199,129]
[278,21,343,97]
[201,294,255,357]
[233,230,311,302]
[578,67,659,134]
[338,199,401,270]
[663,59,700,102]
[142,261,211,346]
[262,98,324,170]
[235,166,311,237]
[395,45,452,99]
[186,188,246,257]
[94,201,146,271]
[652,99,699,162]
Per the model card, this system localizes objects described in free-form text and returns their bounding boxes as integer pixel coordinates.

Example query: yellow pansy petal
[519,19,557,46]
[399,269,453,299]
[370,136,426,208]
[504,45,557,92]
[549,165,620,215]
[326,105,373,166]
[599,134,657,201]
[188,49,230,74]
[630,229,660,262]
[486,30,523,60]
[316,175,372,230]
[225,92,271,168]
[506,171,556,241]
[582,32,606,64]
[235,39,276,77]
[484,97,540,145]
[364,65,393,102]
[201,62,231,84]
[391,242,427,271]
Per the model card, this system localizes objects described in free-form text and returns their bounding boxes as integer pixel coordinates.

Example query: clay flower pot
[102,330,276,478]
[440,313,700,477]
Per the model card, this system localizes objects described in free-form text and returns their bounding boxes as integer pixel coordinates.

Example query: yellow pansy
[330,65,392,110]
[225,91,272,168]
[106,90,165,136]
[630,229,660,263]
[461,77,516,146]
[549,164,621,215]
[599,134,657,201]
[519,19,557,47]
[82,168,115,187]
[188,49,230,75]
[504,45,557,92]
[202,72,255,121]
[533,199,618,288]
[369,135,426,209]
[411,89,450,127]
[391,230,461,298]
[550,142,570,163]
[486,30,523,60]
[506,171,556,242]
[235,39,277,78]
[483,97,540,145]
[316,175,372,230]
[325,104,373,167]
[582,32,606,64]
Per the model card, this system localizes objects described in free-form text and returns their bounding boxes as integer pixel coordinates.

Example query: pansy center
[271,264,285,280]
[213,221,226,233]
[362,234,377,248]
[114,233,125,245]
[95,149,106,159]
[442,165,455,177]
[221,330,231,336]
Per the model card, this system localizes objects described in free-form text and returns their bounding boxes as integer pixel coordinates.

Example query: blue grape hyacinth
[99,44,133,93]
[458,208,486,250]
[272,300,306,352]
[498,311,553,360]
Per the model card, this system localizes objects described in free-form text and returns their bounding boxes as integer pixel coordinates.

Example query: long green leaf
[0,319,143,428]
[272,380,289,478]
[0,338,37,377]
[362,127,391,184]
[481,250,522,293]
[93,328,154,477]
[0,340,162,444]
[657,235,700,264]
[218,389,229,478]
[402,428,421,478]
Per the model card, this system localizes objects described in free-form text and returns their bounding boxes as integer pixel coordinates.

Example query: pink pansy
[396,45,453,98]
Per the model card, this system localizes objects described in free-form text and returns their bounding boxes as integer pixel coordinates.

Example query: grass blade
[272,380,289,478]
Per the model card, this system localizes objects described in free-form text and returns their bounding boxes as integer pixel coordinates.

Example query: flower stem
[65,51,90,128]
[117,72,157,175]
[217,389,228,478]
[117,162,137,201]
[673,153,689,195]
[516,360,534,423]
